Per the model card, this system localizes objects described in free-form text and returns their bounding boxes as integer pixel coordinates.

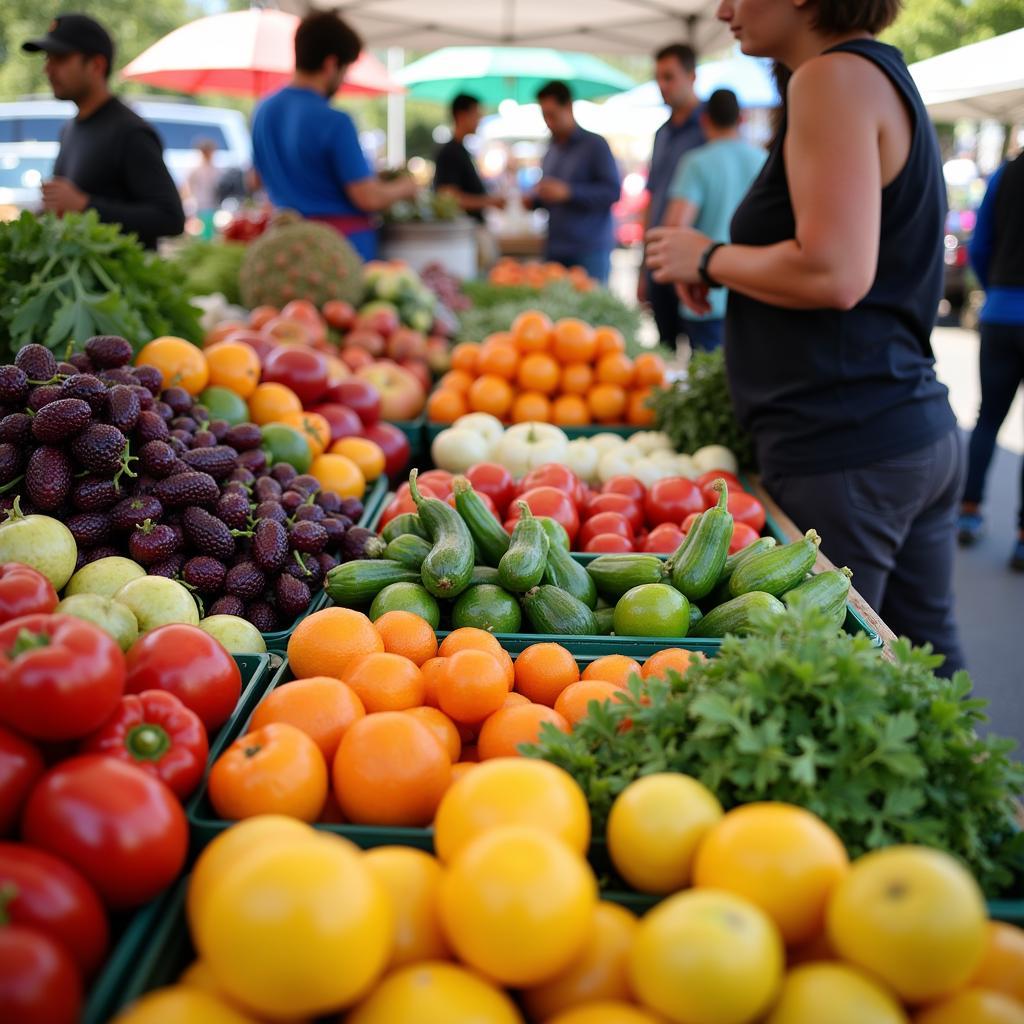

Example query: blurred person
[22,14,184,248]
[433,94,505,219]
[527,80,620,284]
[646,0,965,672]
[663,89,765,352]
[959,152,1024,569]
[251,11,416,260]
[641,43,705,345]
[183,138,221,240]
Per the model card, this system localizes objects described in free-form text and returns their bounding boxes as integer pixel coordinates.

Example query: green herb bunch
[0,211,202,360]
[526,605,1024,896]
[170,238,247,307]
[648,349,756,468]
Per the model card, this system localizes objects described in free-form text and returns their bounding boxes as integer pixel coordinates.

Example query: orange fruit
[438,369,473,395]
[552,319,597,364]
[281,410,331,456]
[498,649,515,690]
[514,643,580,707]
[627,389,656,426]
[913,988,1024,1024]
[427,388,468,424]
[560,363,594,395]
[248,381,303,425]
[437,649,508,724]
[594,326,626,356]
[332,712,451,826]
[450,342,480,374]
[438,628,503,660]
[969,923,1024,1003]
[373,610,438,666]
[513,311,553,353]
[329,437,386,482]
[587,384,627,424]
[342,652,425,713]
[421,657,448,708]
[451,762,477,785]
[555,680,625,726]
[483,331,514,347]
[596,352,634,387]
[477,704,570,759]
[468,375,514,418]
[405,706,462,762]
[633,352,666,388]
[308,453,365,499]
[477,341,519,380]
[641,648,703,680]
[502,691,530,708]
[544,262,567,279]
[204,341,261,398]
[250,675,365,762]
[551,395,590,426]
[582,655,641,688]
[136,337,209,395]
[511,391,552,424]
[517,353,561,395]
[288,607,385,680]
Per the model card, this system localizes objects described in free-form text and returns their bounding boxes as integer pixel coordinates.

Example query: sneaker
[957,512,984,546]
[1011,538,1024,572]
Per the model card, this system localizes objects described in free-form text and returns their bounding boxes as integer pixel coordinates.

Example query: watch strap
[698,241,726,288]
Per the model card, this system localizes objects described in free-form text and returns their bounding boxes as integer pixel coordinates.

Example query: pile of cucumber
[325,472,854,639]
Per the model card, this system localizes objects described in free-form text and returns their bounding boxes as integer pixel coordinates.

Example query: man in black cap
[23,14,184,248]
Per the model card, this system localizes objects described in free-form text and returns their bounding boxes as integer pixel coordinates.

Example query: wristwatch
[698,241,726,288]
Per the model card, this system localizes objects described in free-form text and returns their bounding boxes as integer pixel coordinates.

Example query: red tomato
[124,626,241,733]
[22,755,188,909]
[520,464,585,507]
[584,533,635,553]
[0,843,109,978]
[0,925,81,1024]
[507,486,581,543]
[727,492,767,533]
[602,475,646,502]
[363,422,411,481]
[644,477,705,526]
[465,463,517,517]
[261,346,330,406]
[447,490,498,518]
[681,512,702,533]
[584,492,644,532]
[418,469,454,499]
[729,521,762,554]
[0,725,43,837]
[0,615,124,742]
[578,512,635,549]
[0,565,58,625]
[377,482,439,529]
[309,403,363,444]
[643,523,686,553]
[696,470,742,492]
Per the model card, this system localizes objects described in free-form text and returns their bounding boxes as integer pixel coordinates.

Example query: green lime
[452,584,522,633]
[261,422,312,473]
[613,583,691,638]
[538,516,570,551]
[369,582,441,628]
[198,386,250,426]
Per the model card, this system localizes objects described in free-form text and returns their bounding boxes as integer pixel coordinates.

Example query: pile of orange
[488,258,595,292]
[428,312,666,428]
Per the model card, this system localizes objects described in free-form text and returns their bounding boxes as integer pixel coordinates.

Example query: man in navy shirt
[640,43,705,346]
[252,12,415,260]
[528,81,620,284]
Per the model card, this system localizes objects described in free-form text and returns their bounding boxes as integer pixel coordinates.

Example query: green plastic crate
[391,415,426,463]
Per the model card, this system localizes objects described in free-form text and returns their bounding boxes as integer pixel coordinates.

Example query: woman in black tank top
[646,0,965,673]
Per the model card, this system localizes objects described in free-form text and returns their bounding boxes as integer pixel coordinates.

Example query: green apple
[0,502,77,591]
[64,556,146,599]
[199,615,268,655]
[114,576,200,632]
[55,594,139,652]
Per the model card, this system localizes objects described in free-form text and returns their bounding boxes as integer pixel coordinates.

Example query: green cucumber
[384,534,432,571]
[497,501,550,593]
[698,591,786,637]
[452,476,511,567]
[782,566,853,628]
[380,513,429,544]
[537,516,570,551]
[325,560,420,605]
[669,479,733,601]
[587,554,666,601]
[729,529,821,599]
[593,607,615,635]
[409,469,475,599]
[451,584,523,633]
[369,582,441,628]
[522,585,598,635]
[721,536,777,582]
[466,565,502,588]
[689,602,704,633]
[544,546,598,609]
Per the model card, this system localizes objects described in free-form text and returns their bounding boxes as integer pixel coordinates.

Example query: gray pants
[763,430,966,675]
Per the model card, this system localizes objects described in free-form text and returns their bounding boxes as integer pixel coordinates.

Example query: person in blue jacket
[959,153,1024,570]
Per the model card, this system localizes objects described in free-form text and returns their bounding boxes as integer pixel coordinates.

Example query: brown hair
[655,43,697,74]
[810,0,903,35]
[294,12,362,73]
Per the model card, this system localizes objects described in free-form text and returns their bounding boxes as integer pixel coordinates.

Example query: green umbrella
[394,46,635,105]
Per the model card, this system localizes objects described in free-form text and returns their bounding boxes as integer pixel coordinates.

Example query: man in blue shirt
[252,12,416,261]
[528,80,620,284]
[641,43,705,346]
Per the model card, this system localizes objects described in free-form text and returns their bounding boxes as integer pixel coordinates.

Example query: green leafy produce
[171,238,246,306]
[0,211,201,359]
[527,605,1024,896]
[649,349,756,469]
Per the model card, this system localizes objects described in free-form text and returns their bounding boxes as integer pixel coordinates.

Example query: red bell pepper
[0,565,58,625]
[81,690,208,800]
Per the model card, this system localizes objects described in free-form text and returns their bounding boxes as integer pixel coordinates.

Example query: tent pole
[387,46,406,167]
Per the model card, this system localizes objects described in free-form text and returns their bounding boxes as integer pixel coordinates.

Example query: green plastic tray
[390,415,426,463]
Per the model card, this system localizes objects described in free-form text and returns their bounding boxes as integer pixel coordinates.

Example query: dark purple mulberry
[0,413,32,445]
[181,445,237,479]
[269,463,298,487]
[182,555,227,594]
[182,506,236,561]
[70,424,129,475]
[149,554,186,579]
[253,477,282,503]
[15,344,57,381]
[0,443,24,484]
[80,545,122,567]
[129,519,181,564]
[111,494,163,531]
[244,600,280,633]
[224,423,262,451]
[316,491,343,514]
[237,449,268,475]
[135,410,170,445]
[68,353,94,373]
[254,500,287,524]
[251,519,289,573]
[152,471,219,508]
[105,385,141,434]
[25,446,72,511]
[289,520,328,555]
[72,475,120,512]
[60,374,108,413]
[293,503,325,523]
[84,335,133,369]
[209,595,245,617]
[138,440,178,478]
[132,365,164,396]
[129,385,155,412]
[26,385,63,412]
[224,561,266,601]
[66,512,112,548]
[31,398,92,443]
[280,491,303,513]
[216,490,251,530]
[162,388,192,415]
[0,366,30,405]
[190,430,217,449]
[274,575,312,621]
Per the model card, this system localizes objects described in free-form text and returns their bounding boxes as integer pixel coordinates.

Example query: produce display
[487,257,597,292]
[171,238,246,307]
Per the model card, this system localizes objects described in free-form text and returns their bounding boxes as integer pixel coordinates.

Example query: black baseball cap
[22,14,114,64]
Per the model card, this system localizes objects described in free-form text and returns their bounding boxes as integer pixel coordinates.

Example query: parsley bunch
[527,605,1024,896]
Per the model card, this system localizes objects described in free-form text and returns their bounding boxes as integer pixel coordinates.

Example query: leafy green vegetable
[170,238,246,306]
[649,349,756,468]
[0,211,202,360]
[526,605,1024,896]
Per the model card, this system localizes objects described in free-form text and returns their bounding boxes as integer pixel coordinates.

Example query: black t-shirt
[433,138,486,222]
[53,97,185,248]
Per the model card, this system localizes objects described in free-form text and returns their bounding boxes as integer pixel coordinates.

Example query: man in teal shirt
[664,89,765,351]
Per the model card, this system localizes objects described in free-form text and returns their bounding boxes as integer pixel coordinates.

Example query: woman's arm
[663,197,698,228]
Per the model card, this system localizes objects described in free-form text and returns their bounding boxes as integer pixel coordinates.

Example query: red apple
[355,306,400,339]
[311,402,363,443]
[249,305,278,330]
[344,327,387,358]
[355,361,426,421]
[340,346,374,372]
[221,329,276,363]
[399,358,432,393]
[262,346,330,405]
[322,300,357,332]
[365,421,411,480]
[263,316,312,347]
[387,327,427,361]
[327,379,380,427]
[204,320,248,348]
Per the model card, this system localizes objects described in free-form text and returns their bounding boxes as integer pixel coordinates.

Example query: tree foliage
[883,0,1024,64]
